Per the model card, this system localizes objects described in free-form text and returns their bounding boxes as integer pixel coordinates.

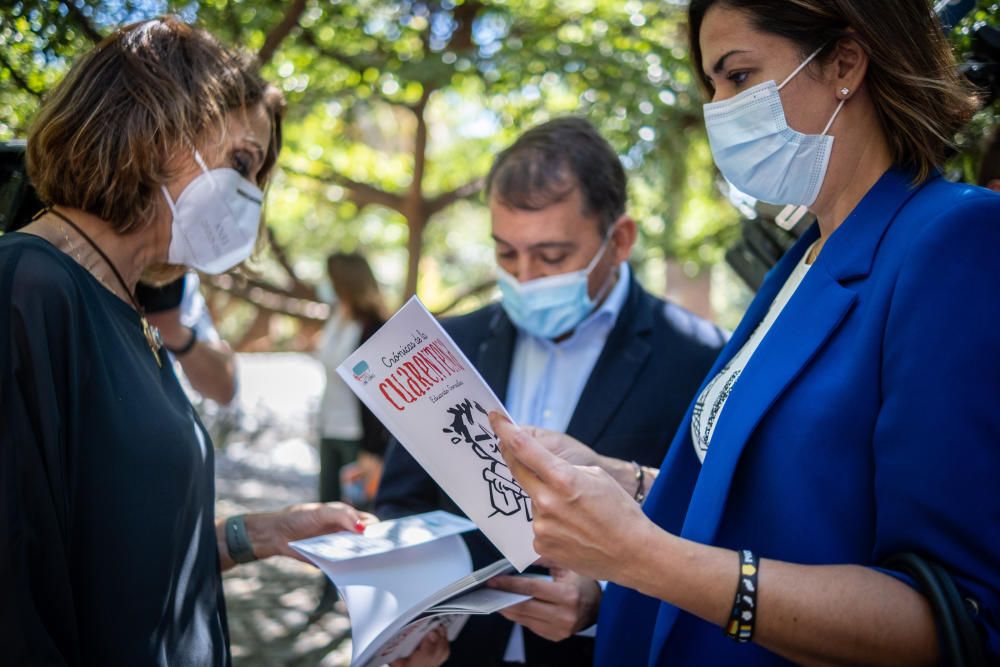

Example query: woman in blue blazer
[488,0,1000,664]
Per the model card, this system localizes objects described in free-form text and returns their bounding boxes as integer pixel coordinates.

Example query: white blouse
[316,309,363,440]
[691,245,815,463]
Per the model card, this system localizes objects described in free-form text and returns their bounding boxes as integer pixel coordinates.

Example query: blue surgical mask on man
[703,46,846,207]
[497,232,616,340]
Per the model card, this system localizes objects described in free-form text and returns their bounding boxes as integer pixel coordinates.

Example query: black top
[0,233,230,665]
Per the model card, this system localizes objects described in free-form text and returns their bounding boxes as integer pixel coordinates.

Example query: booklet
[336,296,539,571]
[291,511,530,666]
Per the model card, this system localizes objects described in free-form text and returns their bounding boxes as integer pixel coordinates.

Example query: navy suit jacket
[376,274,726,666]
[596,169,1000,666]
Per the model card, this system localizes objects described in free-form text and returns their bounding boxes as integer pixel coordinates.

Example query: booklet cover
[291,511,529,666]
[336,297,539,571]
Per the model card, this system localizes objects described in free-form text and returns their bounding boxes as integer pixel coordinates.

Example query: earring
[840,87,851,97]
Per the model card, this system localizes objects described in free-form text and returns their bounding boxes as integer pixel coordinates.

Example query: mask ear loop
[777,45,826,91]
[161,147,216,216]
[585,222,622,305]
[821,97,846,136]
[161,186,179,217]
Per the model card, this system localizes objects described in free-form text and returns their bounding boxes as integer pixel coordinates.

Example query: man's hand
[147,306,238,404]
[522,427,601,468]
[145,307,191,349]
[487,568,602,642]
[389,626,450,667]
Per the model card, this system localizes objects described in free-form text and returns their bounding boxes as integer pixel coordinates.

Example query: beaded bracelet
[725,549,759,643]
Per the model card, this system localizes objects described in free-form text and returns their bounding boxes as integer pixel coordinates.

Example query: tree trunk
[401,87,433,299]
[403,211,427,299]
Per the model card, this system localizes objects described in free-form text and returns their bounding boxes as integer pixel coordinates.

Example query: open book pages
[291,510,477,562]
[335,297,539,571]
[291,512,529,666]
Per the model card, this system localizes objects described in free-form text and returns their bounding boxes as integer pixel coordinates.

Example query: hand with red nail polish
[224,502,379,568]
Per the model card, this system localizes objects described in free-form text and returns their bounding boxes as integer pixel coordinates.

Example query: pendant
[142,317,163,367]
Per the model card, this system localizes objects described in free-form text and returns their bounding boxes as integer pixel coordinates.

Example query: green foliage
[948,1,1000,183]
[2,0,736,315]
[3,0,996,329]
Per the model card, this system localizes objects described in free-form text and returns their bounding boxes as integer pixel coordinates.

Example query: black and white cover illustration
[337,297,538,571]
[443,398,533,522]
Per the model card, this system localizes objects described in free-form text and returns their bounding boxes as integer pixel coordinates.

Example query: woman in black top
[0,17,449,667]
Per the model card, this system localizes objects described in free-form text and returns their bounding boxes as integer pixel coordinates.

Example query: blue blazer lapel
[646,168,932,664]
[680,268,856,545]
[711,224,821,379]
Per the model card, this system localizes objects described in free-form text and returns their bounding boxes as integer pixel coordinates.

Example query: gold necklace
[58,222,114,293]
[48,208,163,367]
[806,239,825,264]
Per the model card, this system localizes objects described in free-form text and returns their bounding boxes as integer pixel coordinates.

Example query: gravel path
[209,353,353,667]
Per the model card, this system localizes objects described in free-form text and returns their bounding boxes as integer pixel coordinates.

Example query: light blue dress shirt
[502,262,631,661]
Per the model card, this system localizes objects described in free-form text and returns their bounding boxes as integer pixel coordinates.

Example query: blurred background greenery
[2,0,997,349]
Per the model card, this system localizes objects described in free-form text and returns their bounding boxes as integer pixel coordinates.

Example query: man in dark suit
[376,117,726,666]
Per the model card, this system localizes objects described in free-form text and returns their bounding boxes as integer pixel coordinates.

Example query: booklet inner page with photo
[291,511,529,667]
[335,296,539,571]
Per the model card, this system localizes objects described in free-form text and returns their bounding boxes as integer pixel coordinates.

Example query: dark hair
[979,128,1000,186]
[688,0,979,183]
[327,252,387,326]
[484,117,626,235]
[27,16,284,234]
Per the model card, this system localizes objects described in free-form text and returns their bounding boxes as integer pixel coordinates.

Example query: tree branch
[299,29,370,75]
[409,85,432,202]
[448,1,485,51]
[64,3,104,44]
[284,165,406,214]
[0,51,42,99]
[204,273,330,323]
[432,278,496,316]
[264,225,316,298]
[256,0,308,67]
[426,177,485,216]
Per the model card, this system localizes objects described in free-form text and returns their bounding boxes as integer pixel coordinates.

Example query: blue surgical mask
[703,46,846,207]
[497,235,615,339]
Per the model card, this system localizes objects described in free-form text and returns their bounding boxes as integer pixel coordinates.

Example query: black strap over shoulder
[882,552,989,667]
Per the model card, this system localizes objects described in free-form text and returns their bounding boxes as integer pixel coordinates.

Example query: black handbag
[882,553,989,667]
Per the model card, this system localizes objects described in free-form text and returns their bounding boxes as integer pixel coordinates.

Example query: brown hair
[27,16,284,234]
[688,0,980,183]
[485,117,626,235]
[327,253,388,327]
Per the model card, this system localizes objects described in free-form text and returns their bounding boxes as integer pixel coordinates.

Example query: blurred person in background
[312,251,390,618]
[138,272,238,405]
[0,17,446,667]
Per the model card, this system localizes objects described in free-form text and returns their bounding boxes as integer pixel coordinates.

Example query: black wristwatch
[166,326,198,356]
[225,515,258,564]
